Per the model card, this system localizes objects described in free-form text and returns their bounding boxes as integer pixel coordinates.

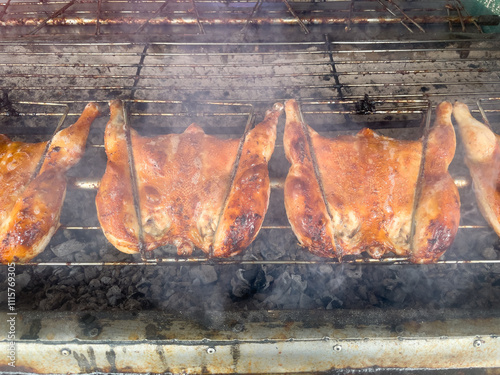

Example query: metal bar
[130,43,149,100]
[240,0,262,34]
[2,62,500,76]
[27,0,77,35]
[4,64,500,80]
[7,79,500,93]
[477,99,492,127]
[0,66,500,82]
[135,0,170,34]
[297,99,339,259]
[208,107,255,258]
[456,0,482,33]
[0,98,438,107]
[455,2,466,32]
[409,102,432,254]
[61,224,486,231]
[1,38,500,47]
[282,0,309,34]
[324,34,344,100]
[0,0,11,21]
[345,0,353,32]
[377,0,412,33]
[446,5,453,32]
[95,0,101,35]
[123,103,148,259]
[1,45,498,56]
[387,0,425,33]
[16,257,500,267]
[68,175,472,191]
[190,0,205,34]
[1,15,495,28]
[31,104,69,179]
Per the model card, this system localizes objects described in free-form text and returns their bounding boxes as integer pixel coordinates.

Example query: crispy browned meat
[0,103,100,264]
[96,100,283,257]
[453,102,500,236]
[283,99,460,263]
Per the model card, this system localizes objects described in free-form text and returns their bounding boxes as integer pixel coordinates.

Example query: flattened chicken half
[284,99,460,264]
[453,101,500,236]
[96,100,283,257]
[0,103,100,264]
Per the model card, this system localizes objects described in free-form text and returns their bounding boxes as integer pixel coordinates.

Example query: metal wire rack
[2,97,499,266]
[2,37,500,107]
[1,29,500,266]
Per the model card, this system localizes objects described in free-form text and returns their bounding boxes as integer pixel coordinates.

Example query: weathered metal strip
[0,311,499,373]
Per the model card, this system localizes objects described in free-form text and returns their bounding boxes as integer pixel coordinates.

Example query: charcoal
[231,269,251,298]
[106,285,123,306]
[119,276,132,288]
[137,280,151,295]
[84,267,99,282]
[189,265,218,285]
[299,294,315,309]
[131,272,142,284]
[326,297,344,309]
[481,246,498,260]
[259,229,287,260]
[0,290,7,305]
[59,277,80,286]
[101,276,112,285]
[74,252,96,263]
[127,285,136,296]
[89,279,101,289]
[343,264,363,279]
[123,299,143,311]
[39,293,68,311]
[33,265,50,276]
[150,285,163,300]
[51,239,86,258]
[16,272,31,290]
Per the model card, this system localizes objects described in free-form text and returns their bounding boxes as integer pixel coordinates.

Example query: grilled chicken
[0,103,100,264]
[453,102,500,235]
[96,100,283,257]
[284,99,460,263]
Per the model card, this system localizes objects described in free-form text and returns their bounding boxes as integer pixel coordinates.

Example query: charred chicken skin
[96,100,283,257]
[453,102,500,236]
[284,99,460,263]
[0,103,100,264]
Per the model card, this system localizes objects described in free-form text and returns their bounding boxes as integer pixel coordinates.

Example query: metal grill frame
[2,97,500,266]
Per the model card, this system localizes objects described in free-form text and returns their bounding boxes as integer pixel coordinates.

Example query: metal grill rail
[0,0,495,36]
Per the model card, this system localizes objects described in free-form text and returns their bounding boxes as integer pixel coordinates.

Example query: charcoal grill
[1,0,500,373]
